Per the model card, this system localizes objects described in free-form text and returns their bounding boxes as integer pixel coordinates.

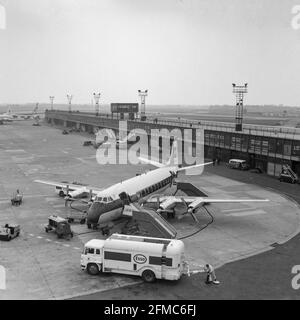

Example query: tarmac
[77,166,300,300]
[0,121,299,299]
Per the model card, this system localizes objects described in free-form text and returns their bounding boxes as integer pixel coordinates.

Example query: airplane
[35,141,269,231]
[0,108,14,123]
[8,104,40,120]
[100,130,137,149]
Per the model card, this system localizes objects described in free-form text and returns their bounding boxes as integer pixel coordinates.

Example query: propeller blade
[190,211,199,223]
[64,196,69,207]
[183,198,199,223]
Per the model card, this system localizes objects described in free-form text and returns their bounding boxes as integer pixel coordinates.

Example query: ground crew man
[204,264,220,285]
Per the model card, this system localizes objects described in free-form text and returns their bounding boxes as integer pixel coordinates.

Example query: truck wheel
[142,270,156,283]
[87,263,100,275]
[80,219,86,224]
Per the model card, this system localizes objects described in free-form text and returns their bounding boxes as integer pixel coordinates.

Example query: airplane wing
[34,179,103,196]
[147,195,269,214]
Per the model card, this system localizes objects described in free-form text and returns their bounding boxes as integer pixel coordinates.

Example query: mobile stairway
[120,203,177,239]
[280,164,299,184]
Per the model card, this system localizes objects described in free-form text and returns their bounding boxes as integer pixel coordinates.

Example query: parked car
[228,159,250,170]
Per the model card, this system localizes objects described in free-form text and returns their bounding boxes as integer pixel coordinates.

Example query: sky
[1,0,300,106]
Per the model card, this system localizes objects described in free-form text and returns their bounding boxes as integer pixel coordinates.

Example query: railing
[45,110,300,140]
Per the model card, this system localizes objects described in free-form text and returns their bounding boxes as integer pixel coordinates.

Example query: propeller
[187,206,199,223]
[87,189,93,207]
[180,198,199,223]
[169,170,178,179]
[169,170,179,195]
[64,185,70,207]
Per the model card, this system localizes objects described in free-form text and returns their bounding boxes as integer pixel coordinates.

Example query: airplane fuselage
[87,166,178,226]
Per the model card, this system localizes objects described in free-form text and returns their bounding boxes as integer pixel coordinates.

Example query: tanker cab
[80,239,105,275]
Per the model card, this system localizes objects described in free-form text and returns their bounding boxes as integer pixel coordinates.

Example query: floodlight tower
[232,83,248,131]
[49,96,55,111]
[93,93,101,116]
[138,89,148,120]
[67,94,73,113]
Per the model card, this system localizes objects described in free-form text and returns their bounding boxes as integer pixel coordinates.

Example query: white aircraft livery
[35,141,268,229]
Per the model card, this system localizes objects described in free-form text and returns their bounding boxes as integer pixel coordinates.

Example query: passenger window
[103,197,107,203]
[96,249,100,255]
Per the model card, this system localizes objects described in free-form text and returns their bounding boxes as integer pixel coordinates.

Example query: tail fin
[139,139,179,168]
[33,103,38,114]
[166,140,179,166]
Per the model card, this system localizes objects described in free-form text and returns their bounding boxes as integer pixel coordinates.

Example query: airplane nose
[87,202,103,224]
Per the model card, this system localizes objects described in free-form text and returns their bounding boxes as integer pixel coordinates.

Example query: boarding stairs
[121,203,177,239]
[281,164,299,183]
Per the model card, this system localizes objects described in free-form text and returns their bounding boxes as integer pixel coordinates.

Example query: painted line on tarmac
[52,204,66,208]
[26,232,80,252]
[227,209,266,217]
[5,149,26,153]
[222,207,252,213]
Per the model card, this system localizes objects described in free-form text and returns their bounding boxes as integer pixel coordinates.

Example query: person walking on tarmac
[204,264,220,285]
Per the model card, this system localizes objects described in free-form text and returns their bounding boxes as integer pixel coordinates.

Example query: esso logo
[133,254,147,264]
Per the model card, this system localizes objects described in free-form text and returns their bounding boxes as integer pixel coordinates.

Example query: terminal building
[45,110,300,177]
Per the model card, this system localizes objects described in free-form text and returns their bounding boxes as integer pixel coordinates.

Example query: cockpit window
[96,195,114,203]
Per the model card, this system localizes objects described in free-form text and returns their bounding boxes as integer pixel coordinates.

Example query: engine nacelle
[188,198,205,213]
[159,197,177,212]
[68,187,89,199]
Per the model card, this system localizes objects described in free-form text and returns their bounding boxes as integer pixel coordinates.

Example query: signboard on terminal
[111,103,139,114]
